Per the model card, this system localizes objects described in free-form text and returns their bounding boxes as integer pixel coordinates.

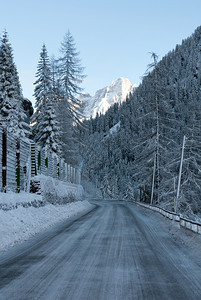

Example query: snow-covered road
[0,200,201,299]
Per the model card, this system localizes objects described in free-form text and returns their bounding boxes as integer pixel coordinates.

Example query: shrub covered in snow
[32,175,83,205]
[0,199,46,211]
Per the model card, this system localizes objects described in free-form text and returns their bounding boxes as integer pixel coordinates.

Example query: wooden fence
[0,126,81,193]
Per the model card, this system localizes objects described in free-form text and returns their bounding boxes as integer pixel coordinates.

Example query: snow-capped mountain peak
[82,78,137,119]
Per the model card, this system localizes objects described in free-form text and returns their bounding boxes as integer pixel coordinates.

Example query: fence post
[74,168,76,183]
[65,163,67,181]
[2,127,7,192]
[45,149,48,176]
[49,152,53,177]
[31,143,37,177]
[78,169,81,185]
[37,149,41,174]
[72,167,74,183]
[75,168,79,184]
[57,157,60,179]
[70,166,73,183]
[16,137,20,193]
[60,159,64,180]
[67,164,70,182]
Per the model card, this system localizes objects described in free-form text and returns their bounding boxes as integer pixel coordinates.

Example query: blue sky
[1,0,201,106]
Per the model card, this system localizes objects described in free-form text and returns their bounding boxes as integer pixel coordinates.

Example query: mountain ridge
[82,78,137,119]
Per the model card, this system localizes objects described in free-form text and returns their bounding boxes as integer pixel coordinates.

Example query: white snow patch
[109,121,121,134]
[0,194,92,252]
[0,175,91,252]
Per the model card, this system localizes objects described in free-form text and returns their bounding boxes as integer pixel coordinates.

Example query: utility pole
[176,135,186,212]
[2,127,7,192]
[151,153,156,205]
[173,177,176,212]
[16,137,20,193]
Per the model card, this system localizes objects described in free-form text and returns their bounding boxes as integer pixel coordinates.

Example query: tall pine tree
[0,31,25,136]
[32,44,62,155]
[57,30,86,165]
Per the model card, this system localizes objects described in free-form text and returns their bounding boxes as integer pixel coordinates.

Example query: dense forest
[80,26,201,218]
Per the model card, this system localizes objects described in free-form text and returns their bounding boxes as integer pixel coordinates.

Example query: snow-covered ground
[0,192,92,252]
[0,191,44,210]
[0,195,91,251]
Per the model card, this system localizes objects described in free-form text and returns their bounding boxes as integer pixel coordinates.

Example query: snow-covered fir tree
[59,30,85,121]
[0,31,26,136]
[50,56,64,102]
[33,44,52,110]
[32,44,62,155]
[100,175,112,198]
[124,180,135,201]
[57,30,85,165]
[35,100,63,155]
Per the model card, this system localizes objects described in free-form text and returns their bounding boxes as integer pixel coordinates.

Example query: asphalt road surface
[0,200,201,300]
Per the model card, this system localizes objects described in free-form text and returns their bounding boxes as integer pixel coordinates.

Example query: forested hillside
[81,26,201,218]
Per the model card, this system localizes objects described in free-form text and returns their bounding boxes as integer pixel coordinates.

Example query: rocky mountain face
[82,78,137,119]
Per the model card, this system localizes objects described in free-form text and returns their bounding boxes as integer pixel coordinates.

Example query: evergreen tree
[124,180,135,201]
[35,100,63,155]
[32,44,62,155]
[0,31,25,135]
[100,174,112,198]
[57,30,86,164]
[59,30,85,121]
[111,176,119,199]
[50,56,63,101]
[33,44,52,110]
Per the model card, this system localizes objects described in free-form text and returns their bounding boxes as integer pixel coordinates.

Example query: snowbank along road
[0,200,201,299]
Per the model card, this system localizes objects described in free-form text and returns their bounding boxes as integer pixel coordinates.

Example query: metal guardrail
[136,201,201,235]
